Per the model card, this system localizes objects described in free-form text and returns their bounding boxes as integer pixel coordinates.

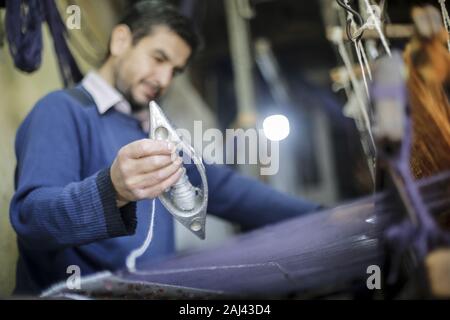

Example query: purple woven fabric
[5,0,43,72]
[5,0,82,86]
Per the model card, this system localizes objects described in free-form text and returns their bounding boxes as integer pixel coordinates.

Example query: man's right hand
[110,139,183,207]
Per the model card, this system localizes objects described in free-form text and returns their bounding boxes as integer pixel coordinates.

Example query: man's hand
[110,139,183,207]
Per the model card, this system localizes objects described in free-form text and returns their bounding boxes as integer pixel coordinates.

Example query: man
[10,1,320,295]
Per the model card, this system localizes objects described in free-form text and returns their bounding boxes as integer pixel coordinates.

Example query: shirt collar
[81,71,150,132]
[81,71,132,115]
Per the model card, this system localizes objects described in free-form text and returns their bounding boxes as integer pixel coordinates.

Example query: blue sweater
[10,87,320,295]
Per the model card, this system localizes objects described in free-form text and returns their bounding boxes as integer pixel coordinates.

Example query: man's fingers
[133,154,180,174]
[131,159,183,189]
[112,139,184,203]
[122,139,174,159]
[158,167,184,192]
[137,167,184,199]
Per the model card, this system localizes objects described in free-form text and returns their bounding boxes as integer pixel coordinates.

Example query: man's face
[112,25,191,110]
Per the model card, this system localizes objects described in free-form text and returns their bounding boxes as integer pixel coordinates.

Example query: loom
[40,59,450,297]
[40,3,450,300]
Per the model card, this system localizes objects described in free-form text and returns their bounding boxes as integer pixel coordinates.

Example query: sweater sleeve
[199,164,322,229]
[9,92,137,252]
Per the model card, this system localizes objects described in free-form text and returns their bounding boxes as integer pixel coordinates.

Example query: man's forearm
[10,168,137,251]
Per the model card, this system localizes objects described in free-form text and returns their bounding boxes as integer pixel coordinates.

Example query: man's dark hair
[117,0,200,59]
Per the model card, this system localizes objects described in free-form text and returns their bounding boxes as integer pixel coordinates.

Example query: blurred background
[0,0,430,296]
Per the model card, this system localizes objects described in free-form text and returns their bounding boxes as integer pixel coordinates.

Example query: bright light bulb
[263,114,290,141]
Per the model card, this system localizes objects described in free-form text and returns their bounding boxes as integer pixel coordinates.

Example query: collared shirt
[81,71,150,132]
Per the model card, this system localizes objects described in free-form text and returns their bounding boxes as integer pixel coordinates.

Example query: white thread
[354,39,370,98]
[363,0,391,56]
[343,0,371,98]
[438,0,450,51]
[359,40,373,81]
[336,33,373,142]
[342,0,389,97]
[126,198,156,272]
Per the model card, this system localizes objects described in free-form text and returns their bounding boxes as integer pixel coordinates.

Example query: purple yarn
[5,0,43,73]
[5,0,82,86]
[41,0,82,87]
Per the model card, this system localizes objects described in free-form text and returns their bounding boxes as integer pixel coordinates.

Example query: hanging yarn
[4,0,82,86]
[4,0,43,72]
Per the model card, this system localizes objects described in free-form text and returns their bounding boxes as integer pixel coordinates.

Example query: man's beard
[115,78,153,112]
[113,64,159,112]
[123,89,148,113]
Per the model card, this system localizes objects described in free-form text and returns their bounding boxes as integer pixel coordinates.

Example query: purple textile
[41,0,82,87]
[5,0,43,72]
[5,0,82,86]
[39,171,450,299]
